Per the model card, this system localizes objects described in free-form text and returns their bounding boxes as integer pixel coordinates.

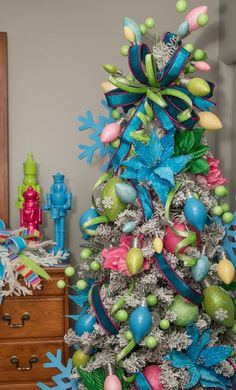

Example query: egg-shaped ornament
[177,20,190,39]
[122,220,138,234]
[123,17,142,44]
[191,255,210,282]
[183,194,207,232]
[101,81,117,93]
[164,222,200,254]
[101,177,127,222]
[186,77,211,96]
[126,237,144,275]
[104,364,122,390]
[115,182,137,204]
[75,314,97,336]
[100,122,121,144]
[169,295,199,327]
[198,111,223,131]
[192,61,211,72]
[217,251,235,285]
[143,365,163,390]
[129,300,153,343]
[153,237,164,254]
[79,207,100,240]
[185,6,208,32]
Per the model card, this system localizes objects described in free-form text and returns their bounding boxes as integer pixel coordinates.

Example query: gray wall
[0,0,220,264]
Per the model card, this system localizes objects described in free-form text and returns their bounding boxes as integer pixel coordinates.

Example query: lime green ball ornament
[215,185,228,197]
[80,248,92,260]
[101,177,127,222]
[212,205,223,216]
[169,295,199,327]
[72,349,90,368]
[193,49,205,61]
[144,17,155,29]
[221,203,230,213]
[103,64,118,74]
[222,212,234,224]
[159,319,170,330]
[139,23,148,35]
[120,45,129,56]
[144,336,158,349]
[197,13,209,27]
[184,43,194,53]
[176,0,188,13]
[76,279,87,291]
[112,109,121,119]
[115,309,128,322]
[90,261,101,272]
[147,294,158,307]
[57,280,65,289]
[64,266,75,277]
[124,330,133,341]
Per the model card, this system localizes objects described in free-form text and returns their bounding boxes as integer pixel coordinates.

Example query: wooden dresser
[0,267,69,389]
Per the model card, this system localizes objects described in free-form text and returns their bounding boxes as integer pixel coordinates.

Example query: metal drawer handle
[2,312,30,328]
[10,355,38,371]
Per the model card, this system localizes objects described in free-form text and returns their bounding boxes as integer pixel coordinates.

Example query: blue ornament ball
[191,255,210,282]
[75,314,97,336]
[129,305,153,344]
[79,207,100,240]
[183,196,207,232]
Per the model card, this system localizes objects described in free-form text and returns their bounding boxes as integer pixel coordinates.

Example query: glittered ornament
[183,195,207,231]
[100,122,121,144]
[169,295,199,327]
[72,347,90,368]
[143,365,163,390]
[75,313,96,336]
[164,222,200,254]
[126,237,144,275]
[187,77,210,96]
[101,177,127,222]
[185,6,208,32]
[115,182,137,204]
[217,252,235,285]
[153,237,163,254]
[79,207,100,240]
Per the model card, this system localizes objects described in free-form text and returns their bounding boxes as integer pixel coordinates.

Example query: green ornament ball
[90,260,101,272]
[120,45,129,56]
[76,279,87,290]
[144,17,155,29]
[197,13,209,27]
[221,202,230,213]
[124,330,133,341]
[159,319,170,330]
[80,248,92,260]
[184,43,194,53]
[101,177,127,222]
[139,23,148,35]
[176,0,188,13]
[64,266,75,277]
[187,64,196,74]
[112,109,121,119]
[202,51,208,61]
[222,212,234,224]
[115,309,128,322]
[169,295,199,327]
[111,138,120,149]
[147,294,158,307]
[145,336,158,349]
[215,185,228,197]
[72,349,90,368]
[203,285,234,327]
[212,205,223,216]
[193,49,205,61]
[57,280,65,289]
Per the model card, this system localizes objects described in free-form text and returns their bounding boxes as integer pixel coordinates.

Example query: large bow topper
[105,33,215,172]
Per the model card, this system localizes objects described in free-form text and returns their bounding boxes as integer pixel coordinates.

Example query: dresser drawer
[0,381,54,389]
[0,339,64,383]
[0,297,65,339]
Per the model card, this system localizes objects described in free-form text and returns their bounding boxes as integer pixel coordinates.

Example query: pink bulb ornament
[192,61,211,72]
[185,6,208,32]
[100,122,121,144]
[143,365,163,390]
[104,375,122,390]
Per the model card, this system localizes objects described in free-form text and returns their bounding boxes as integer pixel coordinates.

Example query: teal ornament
[129,305,153,344]
[191,255,210,282]
[115,183,137,204]
[75,314,97,336]
[178,20,190,39]
[123,17,142,44]
[183,196,207,231]
[122,220,138,234]
[79,207,100,240]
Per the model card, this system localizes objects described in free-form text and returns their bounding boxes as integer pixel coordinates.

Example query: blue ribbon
[155,253,203,306]
[91,284,119,336]
[131,181,154,221]
[134,372,152,390]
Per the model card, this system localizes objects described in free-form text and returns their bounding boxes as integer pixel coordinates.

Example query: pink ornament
[102,234,153,276]
[192,61,211,72]
[143,365,163,390]
[104,375,122,390]
[196,156,228,189]
[185,6,208,32]
[20,186,42,232]
[163,222,200,254]
[100,122,121,143]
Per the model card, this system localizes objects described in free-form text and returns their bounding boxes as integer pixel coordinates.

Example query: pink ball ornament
[163,222,200,254]
[143,365,163,390]
[185,6,208,32]
[192,61,211,72]
[104,375,122,390]
[100,122,121,144]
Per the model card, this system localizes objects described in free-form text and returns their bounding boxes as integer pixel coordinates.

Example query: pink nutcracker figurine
[20,186,42,232]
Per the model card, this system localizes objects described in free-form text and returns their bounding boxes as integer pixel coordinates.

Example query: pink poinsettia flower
[102,234,153,276]
[196,156,228,189]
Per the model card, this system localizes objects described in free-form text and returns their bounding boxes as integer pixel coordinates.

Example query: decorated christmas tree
[62,3,236,389]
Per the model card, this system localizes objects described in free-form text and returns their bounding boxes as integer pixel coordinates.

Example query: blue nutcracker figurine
[44,173,72,256]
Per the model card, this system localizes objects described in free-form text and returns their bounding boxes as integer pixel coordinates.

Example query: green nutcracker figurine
[16,153,41,209]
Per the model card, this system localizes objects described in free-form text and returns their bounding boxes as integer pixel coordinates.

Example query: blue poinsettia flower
[121,130,192,204]
[164,324,233,389]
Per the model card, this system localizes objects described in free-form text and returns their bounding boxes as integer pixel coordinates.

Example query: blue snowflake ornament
[78,100,115,168]
[37,349,79,390]
[164,324,233,389]
[121,129,192,204]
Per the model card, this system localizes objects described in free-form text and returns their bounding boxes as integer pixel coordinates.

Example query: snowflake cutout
[78,100,115,168]
[37,349,79,390]
[102,196,113,209]
[215,309,229,321]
